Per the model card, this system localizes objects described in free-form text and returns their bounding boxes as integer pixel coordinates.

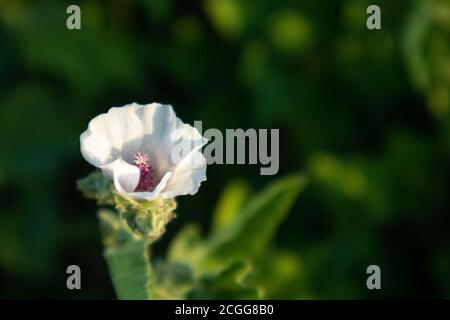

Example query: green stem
[104,239,153,300]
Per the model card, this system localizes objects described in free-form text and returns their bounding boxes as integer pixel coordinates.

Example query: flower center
[133,152,155,192]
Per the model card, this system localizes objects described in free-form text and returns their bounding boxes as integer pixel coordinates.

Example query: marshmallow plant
[78,102,307,299]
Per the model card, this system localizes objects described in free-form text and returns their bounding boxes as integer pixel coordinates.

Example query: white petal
[80,104,144,167]
[170,119,207,159]
[161,119,207,197]
[129,172,173,201]
[134,103,205,174]
[133,103,178,179]
[161,149,207,197]
[80,130,114,167]
[101,159,140,194]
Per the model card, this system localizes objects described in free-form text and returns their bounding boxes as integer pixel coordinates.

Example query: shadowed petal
[133,103,178,179]
[101,159,140,194]
[162,149,207,197]
[80,130,115,167]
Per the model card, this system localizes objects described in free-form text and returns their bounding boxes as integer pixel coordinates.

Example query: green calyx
[114,193,177,240]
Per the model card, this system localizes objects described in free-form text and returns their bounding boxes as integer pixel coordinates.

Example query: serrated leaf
[187,261,260,299]
[205,173,308,262]
[211,180,250,232]
[167,223,205,267]
[151,260,194,299]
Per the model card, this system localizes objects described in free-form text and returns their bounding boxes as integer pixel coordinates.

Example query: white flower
[80,103,207,201]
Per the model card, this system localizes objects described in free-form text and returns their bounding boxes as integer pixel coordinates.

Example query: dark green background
[0,0,449,298]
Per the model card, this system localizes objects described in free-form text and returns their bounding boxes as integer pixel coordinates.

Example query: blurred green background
[0,0,449,299]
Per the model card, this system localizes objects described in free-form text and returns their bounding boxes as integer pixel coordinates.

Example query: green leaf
[252,250,307,299]
[167,223,205,267]
[187,261,260,299]
[205,173,308,263]
[104,239,153,300]
[211,180,250,232]
[150,259,259,300]
[151,260,194,299]
[402,0,433,90]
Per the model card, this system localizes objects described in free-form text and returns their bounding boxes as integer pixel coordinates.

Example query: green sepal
[76,171,114,205]
[114,193,177,240]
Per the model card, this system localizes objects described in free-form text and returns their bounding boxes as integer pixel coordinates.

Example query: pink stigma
[133,153,155,192]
